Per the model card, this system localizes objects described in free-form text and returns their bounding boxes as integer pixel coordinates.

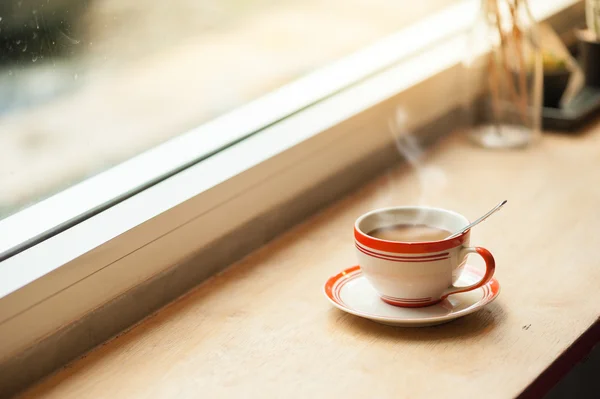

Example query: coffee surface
[368,224,451,242]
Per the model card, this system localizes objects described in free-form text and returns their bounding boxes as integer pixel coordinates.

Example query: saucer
[324,265,500,327]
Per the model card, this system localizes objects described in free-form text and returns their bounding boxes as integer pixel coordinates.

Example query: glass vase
[462,0,543,149]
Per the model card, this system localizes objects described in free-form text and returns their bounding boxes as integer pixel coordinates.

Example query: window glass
[0,0,456,220]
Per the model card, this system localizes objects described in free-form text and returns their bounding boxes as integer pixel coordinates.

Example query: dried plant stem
[510,0,529,121]
[490,0,519,104]
[488,0,528,125]
[587,0,600,40]
[487,52,503,135]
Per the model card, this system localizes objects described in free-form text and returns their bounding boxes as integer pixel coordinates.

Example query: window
[0,0,458,259]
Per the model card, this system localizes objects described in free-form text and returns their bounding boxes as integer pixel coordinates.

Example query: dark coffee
[368,224,451,242]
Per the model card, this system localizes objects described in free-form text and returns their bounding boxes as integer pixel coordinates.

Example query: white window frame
[0,0,474,262]
[0,0,582,363]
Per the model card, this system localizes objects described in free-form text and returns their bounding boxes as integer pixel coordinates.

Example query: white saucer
[324,265,500,327]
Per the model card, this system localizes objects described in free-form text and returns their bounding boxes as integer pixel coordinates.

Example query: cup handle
[441,247,495,300]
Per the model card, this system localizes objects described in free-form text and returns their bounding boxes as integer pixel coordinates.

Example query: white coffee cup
[354,206,495,307]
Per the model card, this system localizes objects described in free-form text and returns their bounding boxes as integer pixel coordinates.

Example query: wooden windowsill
[22,122,600,398]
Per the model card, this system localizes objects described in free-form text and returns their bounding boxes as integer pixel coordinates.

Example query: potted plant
[576,0,600,87]
[541,49,571,108]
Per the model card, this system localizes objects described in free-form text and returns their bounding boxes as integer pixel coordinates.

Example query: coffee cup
[354,206,495,307]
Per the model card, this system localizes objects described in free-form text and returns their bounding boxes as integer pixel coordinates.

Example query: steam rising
[387,107,448,224]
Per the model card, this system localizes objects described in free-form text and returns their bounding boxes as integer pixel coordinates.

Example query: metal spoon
[446,200,507,239]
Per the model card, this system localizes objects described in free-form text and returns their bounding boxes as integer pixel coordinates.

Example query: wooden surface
[21,124,600,398]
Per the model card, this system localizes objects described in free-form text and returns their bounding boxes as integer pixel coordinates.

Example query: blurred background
[0,0,456,220]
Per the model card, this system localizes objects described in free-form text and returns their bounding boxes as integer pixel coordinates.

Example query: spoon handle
[446,200,507,239]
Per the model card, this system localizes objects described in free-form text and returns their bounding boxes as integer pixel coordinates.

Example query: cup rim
[354,206,470,253]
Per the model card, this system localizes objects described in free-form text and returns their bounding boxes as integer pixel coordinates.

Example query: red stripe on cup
[355,244,449,263]
[380,295,433,302]
[381,297,442,308]
[355,243,449,260]
[354,225,469,254]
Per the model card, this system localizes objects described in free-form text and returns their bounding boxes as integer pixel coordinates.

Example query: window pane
[0,0,456,220]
